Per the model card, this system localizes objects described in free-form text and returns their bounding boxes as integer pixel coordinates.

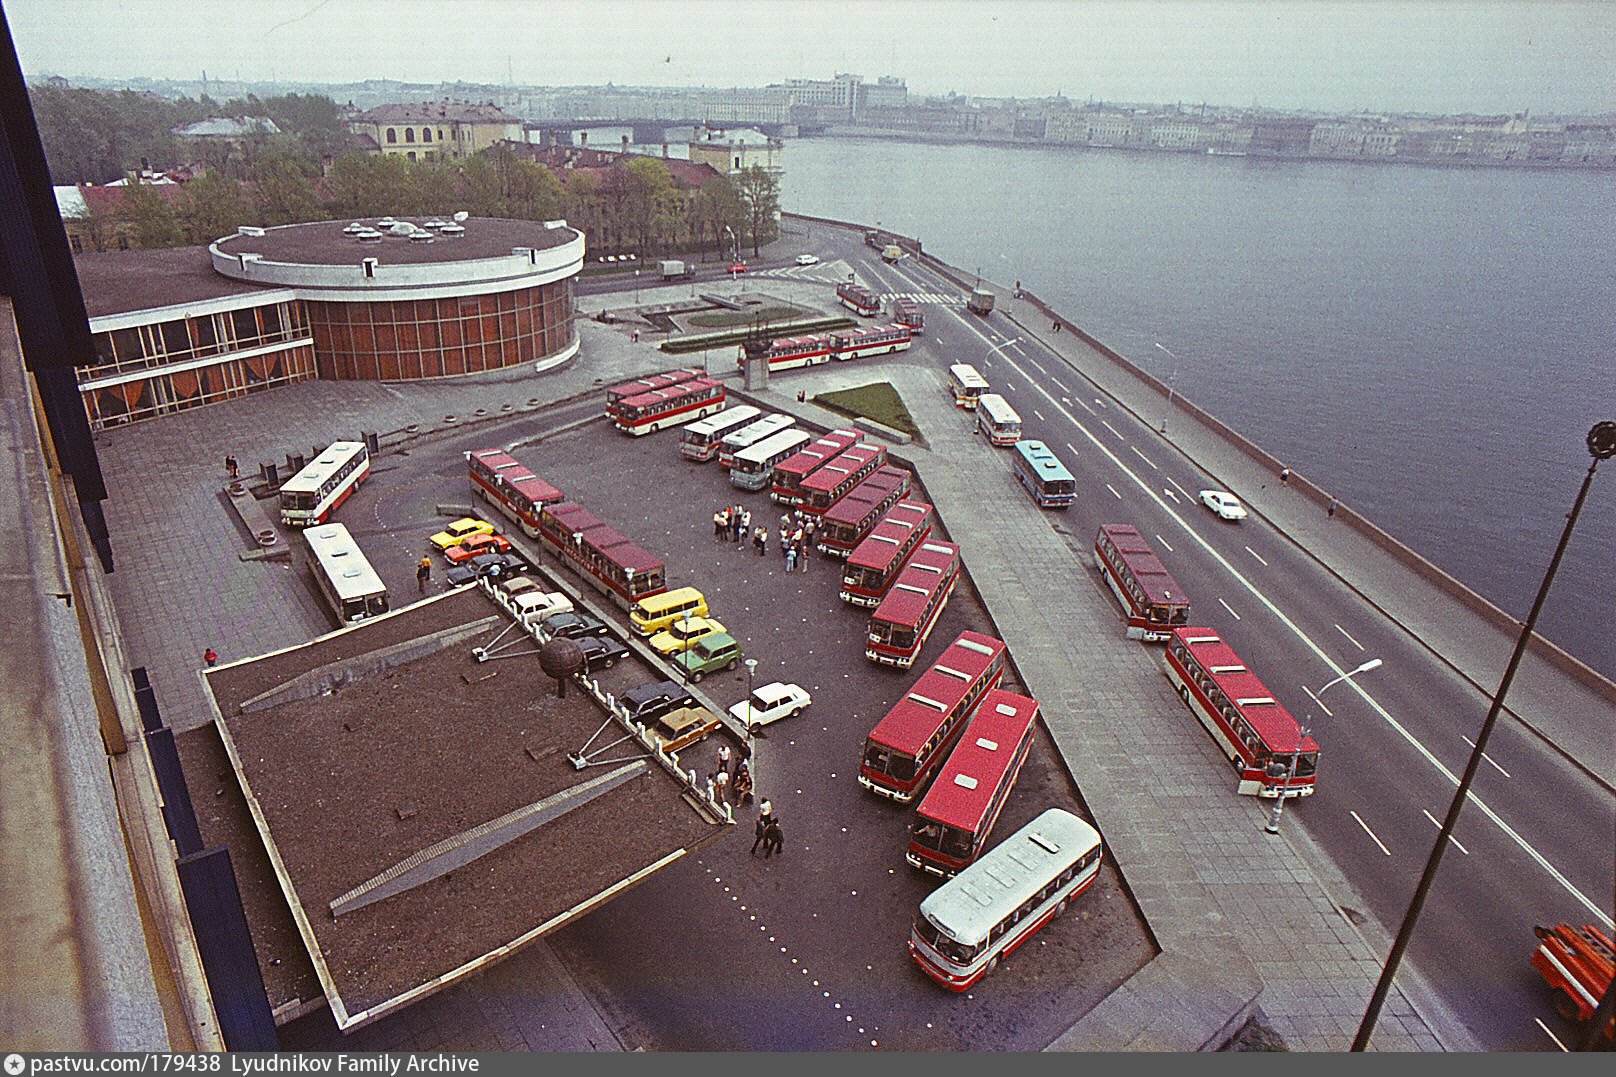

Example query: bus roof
[280,441,366,494]
[820,466,910,525]
[1015,440,1073,479]
[1172,628,1316,753]
[774,428,862,477]
[1099,524,1185,607]
[871,541,958,625]
[587,530,663,574]
[867,631,1006,753]
[914,688,1039,832]
[542,501,605,537]
[682,403,761,437]
[303,522,385,601]
[978,393,1020,422]
[606,367,701,400]
[621,377,721,410]
[800,443,883,494]
[734,427,809,466]
[919,808,1101,946]
[846,501,933,571]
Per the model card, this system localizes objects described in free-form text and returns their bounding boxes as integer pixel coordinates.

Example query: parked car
[539,610,611,641]
[728,681,811,731]
[648,615,728,656]
[444,552,522,585]
[511,590,574,624]
[1199,490,1248,521]
[575,634,629,672]
[727,261,747,274]
[620,680,696,725]
[672,633,742,682]
[646,706,723,755]
[443,532,512,563]
[429,517,494,550]
[795,253,820,266]
[496,575,542,602]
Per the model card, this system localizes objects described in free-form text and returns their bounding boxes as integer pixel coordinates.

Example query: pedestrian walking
[714,509,727,539]
[706,773,716,803]
[1052,319,1060,333]
[1327,496,1338,518]
[203,647,217,667]
[759,798,774,824]
[224,454,238,479]
[718,742,732,772]
[755,526,768,556]
[785,547,796,573]
[762,817,784,858]
[715,768,729,803]
[1279,467,1291,484]
[796,390,806,403]
[417,556,431,592]
[752,814,768,855]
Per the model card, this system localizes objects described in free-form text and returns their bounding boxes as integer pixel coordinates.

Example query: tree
[735,164,780,257]
[180,169,252,244]
[691,174,743,260]
[325,152,416,217]
[251,152,321,225]
[116,179,182,248]
[623,157,676,255]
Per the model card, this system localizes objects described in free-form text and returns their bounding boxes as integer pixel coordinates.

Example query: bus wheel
[1553,988,1582,1020]
[985,956,1000,976]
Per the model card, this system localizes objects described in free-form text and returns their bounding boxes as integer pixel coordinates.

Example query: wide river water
[780,137,1616,681]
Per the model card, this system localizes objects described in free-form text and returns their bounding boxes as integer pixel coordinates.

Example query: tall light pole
[1354,420,1616,1051]
[743,657,758,756]
[1265,657,1381,834]
[1152,341,1180,434]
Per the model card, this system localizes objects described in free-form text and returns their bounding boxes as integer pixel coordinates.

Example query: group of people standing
[712,503,816,573]
[707,741,783,858]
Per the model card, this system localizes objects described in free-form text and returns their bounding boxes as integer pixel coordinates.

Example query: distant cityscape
[41,68,1616,168]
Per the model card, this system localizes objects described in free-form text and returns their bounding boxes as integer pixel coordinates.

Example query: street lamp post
[1152,341,1180,434]
[743,657,758,753]
[1266,657,1381,834]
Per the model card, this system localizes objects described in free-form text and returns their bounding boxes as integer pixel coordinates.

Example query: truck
[881,244,903,264]
[1531,923,1614,1040]
[660,259,694,281]
[967,288,995,316]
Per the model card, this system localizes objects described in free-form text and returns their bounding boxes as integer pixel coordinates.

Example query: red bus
[837,281,883,318]
[1164,627,1318,798]
[893,297,923,335]
[605,367,702,420]
[769,427,863,505]
[798,443,888,517]
[538,501,667,610]
[814,465,912,558]
[612,378,726,436]
[738,333,835,373]
[840,500,934,607]
[859,631,1007,803]
[830,323,911,361]
[866,540,960,669]
[906,688,1039,877]
[1094,524,1191,642]
[466,449,563,538]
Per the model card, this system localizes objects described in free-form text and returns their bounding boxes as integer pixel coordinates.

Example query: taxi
[429,517,494,550]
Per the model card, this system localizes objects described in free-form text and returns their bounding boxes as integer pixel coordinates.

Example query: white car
[728,681,811,731]
[795,253,820,266]
[1199,490,1248,521]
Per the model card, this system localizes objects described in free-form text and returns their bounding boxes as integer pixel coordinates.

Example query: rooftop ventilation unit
[342,222,366,234]
[439,223,465,236]
[452,210,469,222]
[236,225,265,237]
[356,229,383,243]
[408,230,433,242]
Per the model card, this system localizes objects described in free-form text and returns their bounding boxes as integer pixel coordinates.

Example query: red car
[727,262,747,274]
[443,532,513,563]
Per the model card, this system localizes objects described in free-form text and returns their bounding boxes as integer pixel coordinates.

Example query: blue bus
[1011,440,1075,509]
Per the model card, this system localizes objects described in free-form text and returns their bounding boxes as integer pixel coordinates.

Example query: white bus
[729,429,811,492]
[946,364,989,410]
[679,404,761,462]
[975,393,1022,445]
[717,413,794,469]
[908,808,1103,992]
[279,441,370,527]
[303,523,389,624]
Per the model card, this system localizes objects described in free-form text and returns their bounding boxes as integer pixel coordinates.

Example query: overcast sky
[7,0,1615,115]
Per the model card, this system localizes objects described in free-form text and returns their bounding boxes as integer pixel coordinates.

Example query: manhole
[444,415,458,424]
[500,403,513,412]
[527,398,541,407]
[475,408,487,417]
[406,423,419,433]
[227,481,247,497]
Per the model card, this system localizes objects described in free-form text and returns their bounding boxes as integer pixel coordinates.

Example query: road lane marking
[1105,483,1122,500]
[1461,736,1513,778]
[1535,1018,1568,1051]
[1052,378,1070,393]
[1352,811,1392,855]
[1075,398,1095,415]
[1156,534,1174,552]
[949,306,1611,928]
[1303,685,1334,717]
[1218,597,1241,620]
[1335,624,1365,651]
[1130,445,1158,470]
[1246,546,1268,566]
[1166,476,1192,500]
[1101,420,1123,440]
[1163,487,1180,504]
[1423,809,1470,854]
[1027,356,1046,374]
[1033,409,1045,421]
[1065,442,1079,457]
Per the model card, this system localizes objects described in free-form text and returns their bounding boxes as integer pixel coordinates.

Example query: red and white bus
[893,297,923,335]
[537,501,668,610]
[1094,524,1191,642]
[738,333,835,373]
[909,809,1103,992]
[798,443,888,517]
[717,412,794,469]
[814,465,912,559]
[769,427,863,505]
[830,324,912,361]
[278,440,369,527]
[906,688,1039,877]
[605,367,702,421]
[840,500,934,607]
[466,448,563,538]
[1164,627,1318,798]
[679,404,762,462]
[859,631,1007,802]
[837,281,883,318]
[866,540,960,669]
[612,378,726,436]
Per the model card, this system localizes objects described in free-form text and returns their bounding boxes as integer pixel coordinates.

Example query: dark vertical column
[175,847,277,1050]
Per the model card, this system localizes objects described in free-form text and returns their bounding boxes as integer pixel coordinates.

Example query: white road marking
[1461,736,1513,778]
[1156,534,1174,553]
[1163,487,1180,504]
[1027,356,1046,374]
[1033,409,1045,421]
[1105,483,1122,500]
[1351,811,1392,855]
[1335,624,1365,651]
[1074,398,1095,415]
[1052,378,1070,393]
[1101,420,1123,439]
[1303,684,1335,717]
[1423,809,1470,854]
[1166,476,1193,500]
[1218,597,1241,620]
[1130,445,1158,470]
[1065,442,1079,458]
[1246,546,1268,566]
[1534,1018,1568,1051]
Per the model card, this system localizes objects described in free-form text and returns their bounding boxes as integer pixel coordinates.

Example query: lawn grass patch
[812,382,921,441]
[686,305,807,328]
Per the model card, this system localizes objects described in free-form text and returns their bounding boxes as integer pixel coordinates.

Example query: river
[780,136,1616,680]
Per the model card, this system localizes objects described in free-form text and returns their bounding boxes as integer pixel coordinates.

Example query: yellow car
[429,517,494,551]
[648,616,728,657]
[647,706,722,756]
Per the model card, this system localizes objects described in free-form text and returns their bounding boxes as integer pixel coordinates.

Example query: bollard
[259,462,277,484]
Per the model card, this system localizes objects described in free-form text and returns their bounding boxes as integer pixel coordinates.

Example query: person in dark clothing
[751,814,768,855]
[762,817,784,858]
[224,454,238,479]
[417,556,431,592]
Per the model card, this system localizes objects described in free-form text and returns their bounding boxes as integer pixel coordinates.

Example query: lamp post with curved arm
[1265,657,1381,834]
[1152,341,1181,434]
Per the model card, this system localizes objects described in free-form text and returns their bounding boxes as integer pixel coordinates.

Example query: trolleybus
[303,522,389,624]
[906,688,1040,877]
[1094,523,1191,641]
[612,377,726,436]
[605,367,702,421]
[1164,627,1318,798]
[769,428,862,504]
[717,413,794,469]
[466,448,563,537]
[946,364,989,409]
[814,465,912,558]
[729,429,812,492]
[909,809,1103,991]
[836,281,883,318]
[975,393,1022,445]
[859,631,1007,802]
[538,501,667,610]
[279,440,369,527]
[893,297,923,334]
[1011,440,1076,509]
[679,404,762,462]
[798,443,888,517]
[866,540,960,668]
[840,500,934,607]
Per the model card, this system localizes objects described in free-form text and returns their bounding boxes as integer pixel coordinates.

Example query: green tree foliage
[691,173,744,259]
[324,152,419,217]
[28,84,198,183]
[250,152,322,225]
[622,157,678,255]
[115,178,182,248]
[735,164,780,256]
[180,169,253,244]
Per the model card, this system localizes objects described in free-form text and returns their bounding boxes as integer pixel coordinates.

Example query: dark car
[444,552,523,586]
[575,634,629,672]
[619,679,696,725]
[540,610,610,640]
